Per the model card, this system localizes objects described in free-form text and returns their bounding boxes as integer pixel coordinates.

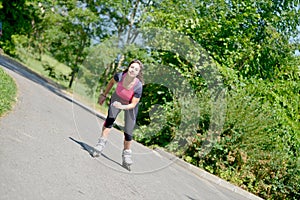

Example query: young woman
[92,59,144,170]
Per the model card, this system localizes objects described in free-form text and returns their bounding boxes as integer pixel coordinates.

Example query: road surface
[0,55,262,200]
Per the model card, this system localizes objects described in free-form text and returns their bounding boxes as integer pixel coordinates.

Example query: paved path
[0,55,262,200]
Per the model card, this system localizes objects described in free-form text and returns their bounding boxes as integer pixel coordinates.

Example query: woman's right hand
[98,94,106,105]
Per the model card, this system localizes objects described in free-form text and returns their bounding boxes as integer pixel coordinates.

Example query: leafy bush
[136,76,299,199]
[185,79,300,200]
[135,83,178,147]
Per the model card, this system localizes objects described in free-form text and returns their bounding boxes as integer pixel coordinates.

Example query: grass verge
[0,67,17,117]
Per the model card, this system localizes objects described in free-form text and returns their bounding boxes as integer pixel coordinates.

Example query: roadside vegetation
[0,1,299,199]
[0,67,17,117]
[14,50,109,116]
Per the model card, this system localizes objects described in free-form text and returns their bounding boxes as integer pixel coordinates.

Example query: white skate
[122,149,133,171]
[91,137,107,157]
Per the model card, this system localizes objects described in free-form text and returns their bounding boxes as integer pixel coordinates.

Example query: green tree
[80,0,153,94]
[145,0,300,82]
[137,1,300,199]
[0,0,43,55]
[41,0,98,88]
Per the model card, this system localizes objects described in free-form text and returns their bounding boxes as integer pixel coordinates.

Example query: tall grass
[16,49,71,89]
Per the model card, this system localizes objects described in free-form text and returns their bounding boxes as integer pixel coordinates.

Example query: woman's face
[127,62,141,78]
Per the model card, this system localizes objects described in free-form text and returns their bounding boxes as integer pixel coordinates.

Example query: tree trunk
[69,71,75,88]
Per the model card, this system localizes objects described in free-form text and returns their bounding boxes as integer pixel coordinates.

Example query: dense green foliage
[139,1,300,199]
[0,0,40,55]
[140,1,300,199]
[0,67,17,116]
[0,0,299,199]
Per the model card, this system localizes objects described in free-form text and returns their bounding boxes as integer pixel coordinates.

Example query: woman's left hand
[112,101,124,109]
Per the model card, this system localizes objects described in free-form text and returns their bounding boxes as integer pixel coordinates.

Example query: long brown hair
[123,59,144,84]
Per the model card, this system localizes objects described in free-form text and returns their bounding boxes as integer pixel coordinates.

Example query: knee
[104,117,115,128]
[124,132,133,141]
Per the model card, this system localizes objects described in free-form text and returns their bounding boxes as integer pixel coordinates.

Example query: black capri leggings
[103,102,138,141]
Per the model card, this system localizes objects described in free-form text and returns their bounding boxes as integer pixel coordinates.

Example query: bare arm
[103,78,116,96]
[113,97,140,110]
[98,78,116,105]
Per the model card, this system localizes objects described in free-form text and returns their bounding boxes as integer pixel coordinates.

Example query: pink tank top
[116,73,138,102]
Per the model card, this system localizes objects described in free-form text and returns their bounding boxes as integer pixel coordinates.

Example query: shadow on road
[69,137,123,168]
[185,195,198,200]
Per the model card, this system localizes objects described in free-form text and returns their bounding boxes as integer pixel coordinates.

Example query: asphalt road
[0,55,262,200]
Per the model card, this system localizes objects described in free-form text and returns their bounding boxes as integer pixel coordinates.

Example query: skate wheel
[93,152,100,157]
[90,148,100,157]
[122,162,131,171]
